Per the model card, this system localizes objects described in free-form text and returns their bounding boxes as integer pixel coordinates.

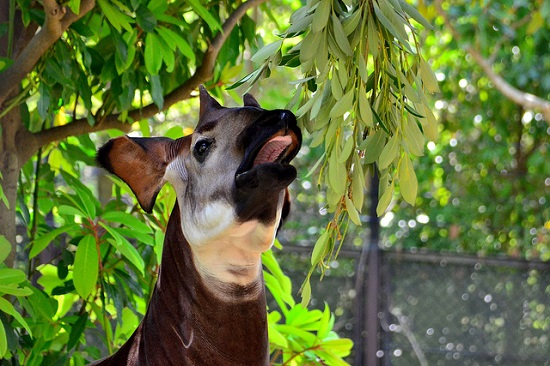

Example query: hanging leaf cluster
[239,0,439,301]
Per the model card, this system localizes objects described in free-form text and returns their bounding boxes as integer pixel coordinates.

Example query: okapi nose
[279,110,293,125]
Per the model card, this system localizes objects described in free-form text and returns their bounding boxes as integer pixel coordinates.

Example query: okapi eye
[193,139,213,162]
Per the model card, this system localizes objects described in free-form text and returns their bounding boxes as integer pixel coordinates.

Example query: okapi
[94,86,302,365]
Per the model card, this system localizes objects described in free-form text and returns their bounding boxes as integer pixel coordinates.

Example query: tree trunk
[0,108,24,268]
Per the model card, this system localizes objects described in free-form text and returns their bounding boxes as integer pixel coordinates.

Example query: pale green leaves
[235,0,437,298]
[399,154,418,205]
[251,41,283,64]
[378,132,400,170]
[419,58,441,93]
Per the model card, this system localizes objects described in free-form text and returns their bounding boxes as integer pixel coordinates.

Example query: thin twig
[433,0,550,124]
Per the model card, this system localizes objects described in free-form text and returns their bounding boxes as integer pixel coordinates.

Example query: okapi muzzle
[93,86,301,365]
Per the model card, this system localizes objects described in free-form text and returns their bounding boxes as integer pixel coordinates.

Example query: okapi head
[94,87,301,365]
[98,86,301,288]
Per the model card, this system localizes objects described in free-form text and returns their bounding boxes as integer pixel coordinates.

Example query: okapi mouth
[235,112,302,185]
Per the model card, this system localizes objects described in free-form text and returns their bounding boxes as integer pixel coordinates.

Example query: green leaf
[320,338,353,355]
[358,87,374,128]
[399,154,418,205]
[351,155,365,210]
[345,197,361,225]
[378,132,400,169]
[0,57,14,73]
[367,15,379,58]
[57,205,87,218]
[0,269,25,285]
[316,304,332,339]
[419,103,438,141]
[155,33,175,72]
[100,223,145,275]
[329,89,353,118]
[60,171,98,218]
[403,116,425,157]
[300,279,312,307]
[399,0,433,30]
[419,58,440,93]
[0,297,32,336]
[0,236,11,263]
[102,211,152,234]
[268,322,289,348]
[376,181,394,216]
[328,147,347,196]
[286,8,312,36]
[300,30,321,63]
[68,0,81,14]
[0,180,8,210]
[30,224,79,259]
[0,321,6,358]
[187,0,221,31]
[311,230,330,265]
[374,2,414,54]
[0,284,33,297]
[149,74,164,110]
[277,324,317,344]
[144,32,163,75]
[135,3,157,32]
[97,0,133,32]
[37,82,50,121]
[331,14,353,56]
[67,314,88,351]
[156,26,195,63]
[73,236,98,299]
[251,40,282,63]
[337,135,355,164]
[311,0,331,32]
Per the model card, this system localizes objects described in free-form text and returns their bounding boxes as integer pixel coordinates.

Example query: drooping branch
[29,0,268,155]
[0,0,96,106]
[435,1,550,124]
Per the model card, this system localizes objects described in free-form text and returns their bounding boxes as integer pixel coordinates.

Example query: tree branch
[121,0,268,122]
[30,0,268,153]
[18,118,131,164]
[435,1,550,124]
[0,0,96,106]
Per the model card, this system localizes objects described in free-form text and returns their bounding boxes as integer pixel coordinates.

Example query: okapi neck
[142,203,270,365]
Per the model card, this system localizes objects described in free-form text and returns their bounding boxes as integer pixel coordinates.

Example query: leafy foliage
[238,0,437,303]
[265,248,353,365]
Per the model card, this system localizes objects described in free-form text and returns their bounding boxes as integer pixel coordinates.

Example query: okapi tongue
[253,135,293,166]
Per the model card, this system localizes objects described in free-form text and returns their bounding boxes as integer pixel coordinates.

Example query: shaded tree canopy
[0,0,548,363]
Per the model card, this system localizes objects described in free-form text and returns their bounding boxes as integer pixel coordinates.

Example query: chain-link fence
[275,247,550,365]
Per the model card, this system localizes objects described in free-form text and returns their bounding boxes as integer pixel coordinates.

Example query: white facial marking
[180,200,236,247]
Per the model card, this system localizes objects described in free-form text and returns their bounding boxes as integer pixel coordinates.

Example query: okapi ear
[243,93,261,108]
[97,136,188,213]
[199,85,222,117]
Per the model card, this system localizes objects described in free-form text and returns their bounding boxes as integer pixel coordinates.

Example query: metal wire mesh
[275,248,550,365]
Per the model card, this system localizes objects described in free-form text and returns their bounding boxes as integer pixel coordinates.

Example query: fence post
[354,171,381,365]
